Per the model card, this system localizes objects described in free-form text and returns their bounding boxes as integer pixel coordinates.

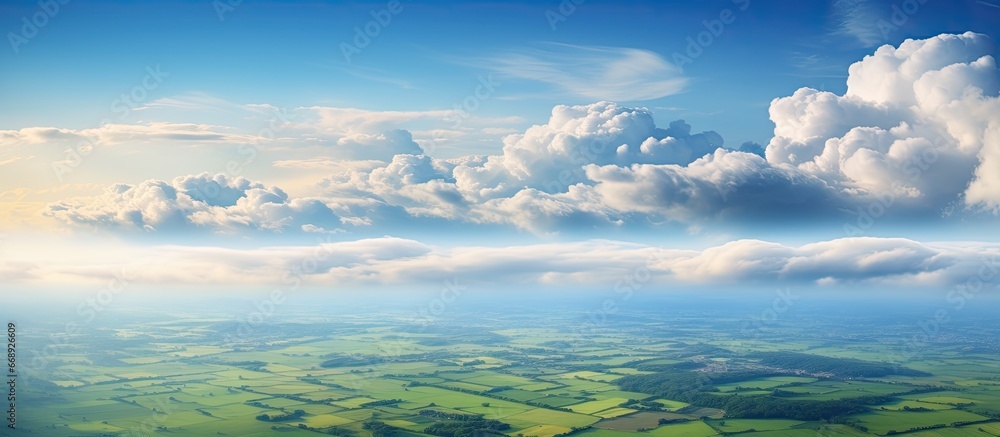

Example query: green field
[645,421,719,436]
[715,376,817,392]
[707,418,804,432]
[852,409,989,435]
[14,308,1000,437]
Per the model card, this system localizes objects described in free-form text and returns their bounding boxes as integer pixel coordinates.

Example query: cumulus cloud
[45,173,341,233]
[321,33,1000,230]
[967,122,1000,212]
[31,33,1000,234]
[584,149,841,222]
[572,33,1000,223]
[334,129,425,161]
[313,101,741,230]
[473,184,620,232]
[314,33,998,230]
[767,32,1000,213]
[737,141,766,157]
[323,153,472,220]
[448,102,725,199]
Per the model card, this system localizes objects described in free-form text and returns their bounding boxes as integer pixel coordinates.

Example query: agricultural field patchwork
[13,305,1000,436]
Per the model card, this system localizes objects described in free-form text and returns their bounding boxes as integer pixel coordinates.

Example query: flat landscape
[3,3,999,436]
[14,300,1000,436]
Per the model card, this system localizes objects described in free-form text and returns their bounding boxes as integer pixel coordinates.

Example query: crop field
[12,307,1000,437]
[707,418,805,432]
[644,421,719,436]
[852,409,989,435]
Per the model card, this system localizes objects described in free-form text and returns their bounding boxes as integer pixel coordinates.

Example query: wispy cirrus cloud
[334,64,417,90]
[831,0,886,47]
[488,43,688,101]
[138,92,256,113]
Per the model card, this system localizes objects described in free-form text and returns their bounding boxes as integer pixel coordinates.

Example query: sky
[0,0,998,297]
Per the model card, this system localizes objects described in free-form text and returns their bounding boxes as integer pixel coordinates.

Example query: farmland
[12,298,1000,436]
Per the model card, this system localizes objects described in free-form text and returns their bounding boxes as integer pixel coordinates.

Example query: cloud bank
[39,33,1000,235]
[6,236,997,292]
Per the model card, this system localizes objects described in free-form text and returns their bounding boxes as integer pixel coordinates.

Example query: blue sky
[3,0,996,145]
[0,0,998,295]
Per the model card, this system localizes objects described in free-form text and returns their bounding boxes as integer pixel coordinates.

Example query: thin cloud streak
[488,43,688,101]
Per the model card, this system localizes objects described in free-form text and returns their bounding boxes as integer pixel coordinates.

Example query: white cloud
[450,34,998,227]
[44,173,341,234]
[39,122,252,145]
[449,101,725,200]
[473,184,620,232]
[17,34,1000,235]
[322,34,1000,230]
[583,149,840,222]
[831,0,886,47]
[287,106,526,157]
[305,106,457,136]
[5,236,997,291]
[319,154,470,221]
[138,92,268,113]
[665,237,952,284]
[767,32,1000,213]
[334,129,425,161]
[0,156,23,167]
[490,44,688,101]
[306,101,740,231]
[967,122,1000,213]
